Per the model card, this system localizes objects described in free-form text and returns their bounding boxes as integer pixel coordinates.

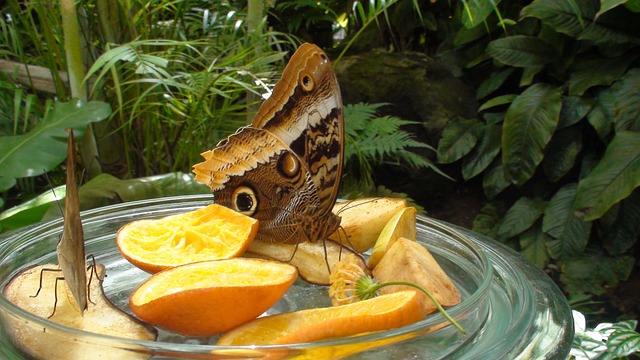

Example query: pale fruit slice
[372,237,461,314]
[129,258,297,337]
[117,204,258,273]
[246,239,367,285]
[217,290,425,346]
[329,197,407,252]
[2,264,156,360]
[367,207,417,268]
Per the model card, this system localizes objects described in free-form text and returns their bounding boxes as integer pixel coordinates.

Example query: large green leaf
[607,327,640,357]
[601,191,640,255]
[0,185,64,230]
[472,203,504,239]
[558,96,594,129]
[586,96,614,140]
[497,196,547,239]
[0,172,210,229]
[476,68,515,100]
[542,126,583,182]
[462,122,502,180]
[519,225,551,268]
[543,184,592,259]
[478,94,517,112]
[521,0,599,37]
[579,5,640,45]
[597,0,631,18]
[48,172,210,216]
[604,68,640,132]
[502,84,562,185]
[0,100,111,181]
[560,252,634,295]
[0,177,16,194]
[486,36,560,67]
[453,24,490,47]
[437,118,483,164]
[461,0,502,28]
[483,158,510,199]
[574,131,640,220]
[568,52,639,96]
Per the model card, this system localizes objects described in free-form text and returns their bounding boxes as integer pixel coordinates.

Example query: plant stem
[373,281,466,334]
[59,0,102,178]
[59,0,86,100]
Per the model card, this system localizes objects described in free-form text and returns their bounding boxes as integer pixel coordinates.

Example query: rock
[334,49,478,201]
[334,48,477,146]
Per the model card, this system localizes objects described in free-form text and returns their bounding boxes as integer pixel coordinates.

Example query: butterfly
[56,129,88,313]
[193,43,344,245]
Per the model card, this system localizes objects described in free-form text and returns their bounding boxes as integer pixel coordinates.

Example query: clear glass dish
[0,195,572,359]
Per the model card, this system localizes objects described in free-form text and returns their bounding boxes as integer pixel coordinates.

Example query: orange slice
[217,290,425,346]
[117,204,258,273]
[130,258,298,337]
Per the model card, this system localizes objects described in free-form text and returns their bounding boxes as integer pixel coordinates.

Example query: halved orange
[130,258,298,337]
[217,290,425,346]
[117,204,258,273]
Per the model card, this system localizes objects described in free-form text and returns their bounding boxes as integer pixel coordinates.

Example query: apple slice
[367,207,417,268]
[372,238,461,314]
[329,197,408,253]
[246,240,367,285]
[3,264,156,359]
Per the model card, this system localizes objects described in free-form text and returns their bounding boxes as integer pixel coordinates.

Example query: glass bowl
[0,195,572,359]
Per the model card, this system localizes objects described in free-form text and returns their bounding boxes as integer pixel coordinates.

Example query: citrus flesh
[217,290,425,346]
[117,204,258,273]
[130,258,298,337]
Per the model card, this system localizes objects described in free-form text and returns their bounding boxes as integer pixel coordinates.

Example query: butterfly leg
[30,267,73,318]
[321,239,332,275]
[85,254,103,306]
[285,240,301,263]
[46,277,65,318]
[30,267,62,299]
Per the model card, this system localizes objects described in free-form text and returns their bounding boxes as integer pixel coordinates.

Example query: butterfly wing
[194,127,322,243]
[193,43,343,243]
[56,129,88,312]
[253,43,344,216]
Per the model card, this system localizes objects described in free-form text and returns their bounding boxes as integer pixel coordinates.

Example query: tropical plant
[571,310,640,359]
[0,0,296,212]
[341,102,445,209]
[435,0,640,297]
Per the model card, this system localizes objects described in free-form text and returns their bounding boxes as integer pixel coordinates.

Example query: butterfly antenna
[334,197,382,215]
[43,170,65,217]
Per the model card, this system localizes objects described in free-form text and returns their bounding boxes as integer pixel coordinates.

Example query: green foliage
[0,172,208,230]
[437,0,640,296]
[571,310,640,359]
[0,0,295,210]
[342,102,444,195]
[0,100,111,192]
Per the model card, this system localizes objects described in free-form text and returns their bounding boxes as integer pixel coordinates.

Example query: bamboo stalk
[59,0,101,178]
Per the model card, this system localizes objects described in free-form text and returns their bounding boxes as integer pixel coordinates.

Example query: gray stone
[334,48,477,146]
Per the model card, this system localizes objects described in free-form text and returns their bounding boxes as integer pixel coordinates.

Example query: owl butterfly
[56,129,88,313]
[32,129,93,316]
[193,43,344,245]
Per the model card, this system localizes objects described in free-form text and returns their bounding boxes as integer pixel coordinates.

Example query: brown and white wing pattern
[193,43,344,244]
